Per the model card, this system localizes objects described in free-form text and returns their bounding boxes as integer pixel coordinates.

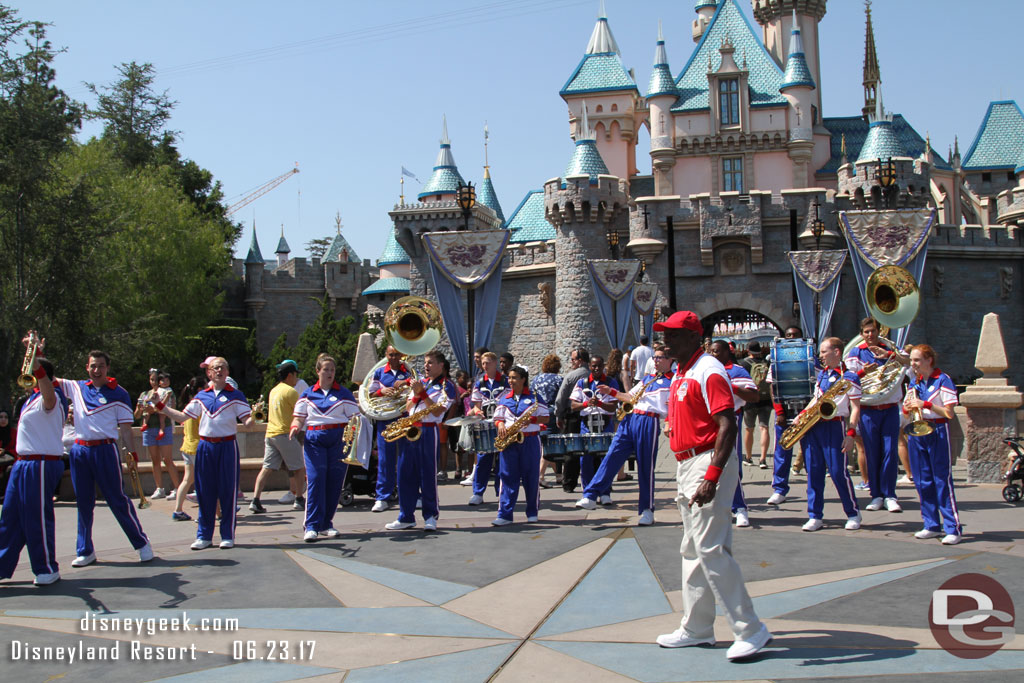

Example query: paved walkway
[2,444,1023,682]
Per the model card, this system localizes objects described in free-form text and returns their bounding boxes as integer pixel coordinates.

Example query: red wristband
[529,416,538,423]
[33,365,47,379]
[130,451,138,463]
[154,401,165,411]
[922,401,933,411]
[417,390,429,401]
[703,465,722,483]
[846,428,856,437]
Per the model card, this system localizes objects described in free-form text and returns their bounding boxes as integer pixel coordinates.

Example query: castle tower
[647,21,678,195]
[243,227,266,316]
[275,224,290,267]
[861,0,881,121]
[477,128,505,227]
[362,231,411,316]
[559,2,641,180]
[751,0,827,119]
[692,0,718,42]
[418,116,464,202]
[779,9,816,187]
[544,106,629,357]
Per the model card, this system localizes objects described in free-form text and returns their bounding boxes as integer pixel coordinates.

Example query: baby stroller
[340,448,382,507]
[1003,436,1024,503]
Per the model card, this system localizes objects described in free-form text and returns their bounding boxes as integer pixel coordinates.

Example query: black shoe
[292,496,305,511]
[248,499,266,514]
[436,471,448,483]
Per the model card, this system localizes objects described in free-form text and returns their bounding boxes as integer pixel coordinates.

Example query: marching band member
[385,350,455,532]
[569,355,620,499]
[290,354,359,542]
[467,352,508,506]
[0,348,66,585]
[846,317,904,513]
[801,338,862,532]
[59,350,152,567]
[491,366,549,525]
[708,341,759,528]
[367,345,413,513]
[576,346,673,526]
[154,356,251,550]
[766,325,806,504]
[903,345,962,544]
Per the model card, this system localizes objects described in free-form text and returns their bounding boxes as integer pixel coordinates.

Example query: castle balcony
[996,184,1024,227]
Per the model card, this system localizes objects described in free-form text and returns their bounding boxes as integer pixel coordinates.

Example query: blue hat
[276,359,298,371]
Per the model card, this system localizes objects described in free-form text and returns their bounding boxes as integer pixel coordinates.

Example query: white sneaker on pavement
[71,553,96,568]
[735,509,750,527]
[575,496,597,510]
[166,489,176,501]
[278,491,296,505]
[767,492,786,505]
[33,572,60,586]
[897,475,913,485]
[385,520,415,530]
[865,497,883,511]
[845,513,862,530]
[491,517,512,526]
[186,492,198,503]
[468,494,483,505]
[802,518,823,532]
[885,497,902,512]
[137,543,154,562]
[190,539,212,550]
[656,628,715,648]
[303,530,318,542]
[915,528,941,539]
[638,509,654,526]
[726,624,772,660]
[526,515,539,523]
[150,488,166,499]
[599,494,613,506]
[219,540,234,549]
[941,534,961,545]
[324,528,341,538]
[423,517,437,531]
[460,475,474,486]
[371,500,389,512]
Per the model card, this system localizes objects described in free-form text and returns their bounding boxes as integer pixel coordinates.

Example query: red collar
[504,387,531,399]
[588,373,607,384]
[86,377,118,389]
[387,363,408,375]
[676,348,704,375]
[723,363,734,370]
[485,372,503,383]
[312,381,340,391]
[858,340,889,350]
[929,368,942,379]
[825,362,847,375]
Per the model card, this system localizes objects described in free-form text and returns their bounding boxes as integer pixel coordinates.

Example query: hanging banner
[422,230,510,288]
[787,250,847,342]
[588,259,641,350]
[787,250,847,293]
[632,282,659,344]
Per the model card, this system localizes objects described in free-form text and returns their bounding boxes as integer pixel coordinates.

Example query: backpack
[748,357,771,401]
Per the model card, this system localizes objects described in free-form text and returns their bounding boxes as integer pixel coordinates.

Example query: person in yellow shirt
[172,376,204,521]
[249,360,306,513]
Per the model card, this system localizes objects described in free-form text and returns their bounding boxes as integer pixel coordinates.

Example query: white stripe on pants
[675,450,762,641]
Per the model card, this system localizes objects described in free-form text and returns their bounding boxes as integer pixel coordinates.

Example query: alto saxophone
[494,403,539,451]
[615,374,661,421]
[382,400,448,443]
[120,446,151,509]
[779,377,853,450]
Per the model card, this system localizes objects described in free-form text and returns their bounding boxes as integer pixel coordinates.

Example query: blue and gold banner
[587,260,642,350]
[787,250,846,342]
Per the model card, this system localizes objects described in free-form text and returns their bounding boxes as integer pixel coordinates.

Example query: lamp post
[607,229,619,260]
[876,157,897,209]
[457,181,477,363]
[810,199,826,339]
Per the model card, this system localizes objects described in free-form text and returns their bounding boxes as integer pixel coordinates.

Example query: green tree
[305,236,332,261]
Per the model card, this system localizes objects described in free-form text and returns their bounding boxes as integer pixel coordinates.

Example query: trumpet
[18,331,41,390]
[251,399,267,423]
[120,446,151,509]
[903,387,935,437]
[341,414,363,466]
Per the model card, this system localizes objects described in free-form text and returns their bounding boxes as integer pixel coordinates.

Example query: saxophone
[494,403,539,451]
[615,374,661,421]
[382,400,448,443]
[779,378,853,450]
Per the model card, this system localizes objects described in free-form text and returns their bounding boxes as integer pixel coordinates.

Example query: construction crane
[225,163,299,216]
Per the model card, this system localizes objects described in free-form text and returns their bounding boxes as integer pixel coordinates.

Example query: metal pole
[665,214,678,311]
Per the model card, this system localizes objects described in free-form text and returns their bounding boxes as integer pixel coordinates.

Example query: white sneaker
[385,520,415,530]
[656,628,715,648]
[599,494,613,506]
[460,475,474,486]
[371,500,389,512]
[802,518,823,532]
[324,528,341,538]
[190,539,212,550]
[423,517,437,531]
[865,497,883,511]
[150,488,166,500]
[915,528,942,539]
[166,489,176,500]
[186,492,198,503]
[303,530,318,542]
[71,552,96,568]
[726,624,772,660]
[735,509,750,528]
[491,517,512,526]
[526,515,539,523]
[137,543,154,562]
[941,534,961,545]
[33,571,60,586]
[278,491,296,505]
[638,509,654,526]
[415,498,422,509]
[845,513,862,530]
[897,475,914,485]
[219,539,234,549]
[468,494,483,505]
[575,496,597,510]
[885,497,902,513]
[767,492,786,505]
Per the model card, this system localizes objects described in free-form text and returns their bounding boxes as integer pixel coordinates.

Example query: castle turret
[780,10,816,186]
[477,128,505,227]
[751,0,827,119]
[692,0,717,42]
[861,0,881,122]
[418,116,464,202]
[275,224,290,267]
[647,22,677,195]
[244,227,266,315]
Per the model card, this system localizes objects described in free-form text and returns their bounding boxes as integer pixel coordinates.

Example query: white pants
[674,449,762,640]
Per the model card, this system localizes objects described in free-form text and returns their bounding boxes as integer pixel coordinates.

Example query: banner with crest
[839,208,935,347]
[787,250,847,342]
[632,282,659,344]
[422,230,509,372]
[587,259,642,350]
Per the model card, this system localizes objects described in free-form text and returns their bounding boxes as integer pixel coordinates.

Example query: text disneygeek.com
[7,611,316,663]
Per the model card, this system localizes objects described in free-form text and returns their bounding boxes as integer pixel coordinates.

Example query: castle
[237,0,1024,389]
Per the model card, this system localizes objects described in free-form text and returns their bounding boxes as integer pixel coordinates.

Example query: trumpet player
[385,350,455,532]
[290,354,359,542]
[0,346,66,585]
[801,338,862,532]
[367,346,413,513]
[491,366,549,525]
[58,350,152,567]
[903,345,962,545]
[576,347,673,526]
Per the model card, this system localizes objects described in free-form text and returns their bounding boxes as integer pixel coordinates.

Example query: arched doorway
[701,309,781,350]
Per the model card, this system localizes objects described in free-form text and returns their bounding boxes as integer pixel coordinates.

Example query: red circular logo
[929,573,1015,659]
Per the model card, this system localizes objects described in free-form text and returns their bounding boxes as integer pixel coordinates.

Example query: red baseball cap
[653,310,703,334]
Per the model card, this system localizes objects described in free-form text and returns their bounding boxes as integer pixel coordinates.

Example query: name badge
[98,396,107,405]
[219,395,228,403]
[329,396,338,402]
[828,375,836,384]
[523,398,532,405]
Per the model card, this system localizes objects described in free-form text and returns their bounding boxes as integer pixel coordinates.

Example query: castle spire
[418,115,465,200]
[862,0,881,121]
[245,225,264,264]
[586,0,620,54]
[647,20,677,98]
[780,9,816,92]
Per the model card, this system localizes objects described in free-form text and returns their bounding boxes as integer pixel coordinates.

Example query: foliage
[305,236,331,261]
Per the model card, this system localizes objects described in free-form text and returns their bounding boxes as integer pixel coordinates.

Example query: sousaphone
[858,265,920,397]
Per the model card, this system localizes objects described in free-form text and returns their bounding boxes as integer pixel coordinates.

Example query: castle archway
[702,308,782,350]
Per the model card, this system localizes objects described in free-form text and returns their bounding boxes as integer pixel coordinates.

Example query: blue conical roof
[560,12,638,96]
[695,0,717,9]
[378,231,410,267]
[563,139,610,181]
[779,18,815,91]
[477,168,505,227]
[245,228,264,265]
[418,118,465,199]
[857,120,904,162]
[647,32,677,99]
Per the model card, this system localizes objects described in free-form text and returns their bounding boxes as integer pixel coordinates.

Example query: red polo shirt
[668,351,734,456]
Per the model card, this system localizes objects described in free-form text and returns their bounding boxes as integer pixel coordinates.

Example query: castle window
[1009,171,1016,182]
[723,157,743,193]
[982,172,992,183]
[719,78,740,126]
[812,105,818,125]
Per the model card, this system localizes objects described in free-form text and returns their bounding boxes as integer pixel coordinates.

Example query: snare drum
[470,421,498,454]
[583,432,612,455]
[770,338,815,417]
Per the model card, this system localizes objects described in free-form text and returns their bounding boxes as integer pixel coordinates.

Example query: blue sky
[34,0,1022,265]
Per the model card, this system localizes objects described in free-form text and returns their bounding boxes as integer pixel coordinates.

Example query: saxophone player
[384,350,455,532]
[801,338,862,532]
[491,366,549,525]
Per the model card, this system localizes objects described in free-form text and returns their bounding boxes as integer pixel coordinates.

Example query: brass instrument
[341,414,363,465]
[382,400,448,443]
[120,446,151,509]
[18,331,41,390]
[615,375,661,422]
[779,378,853,450]
[860,336,909,397]
[866,265,920,330]
[251,398,267,423]
[494,403,539,451]
[903,387,935,437]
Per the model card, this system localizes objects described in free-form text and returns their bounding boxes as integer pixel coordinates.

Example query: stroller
[1002,436,1024,503]
[340,448,383,507]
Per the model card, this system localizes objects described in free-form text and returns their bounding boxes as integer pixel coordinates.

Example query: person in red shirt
[654,311,771,661]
